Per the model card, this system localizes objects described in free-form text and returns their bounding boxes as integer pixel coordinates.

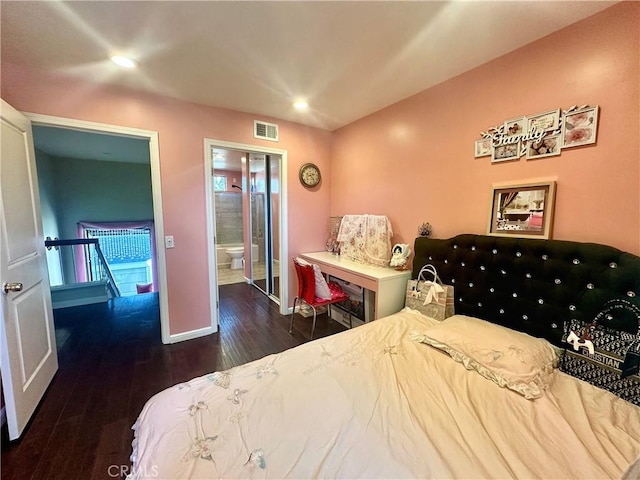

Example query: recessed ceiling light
[293,101,308,110]
[110,55,137,69]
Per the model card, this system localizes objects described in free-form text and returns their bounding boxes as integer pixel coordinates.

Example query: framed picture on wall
[492,142,520,163]
[527,109,560,133]
[562,105,599,148]
[526,133,561,160]
[475,138,492,158]
[487,180,557,239]
[504,117,526,137]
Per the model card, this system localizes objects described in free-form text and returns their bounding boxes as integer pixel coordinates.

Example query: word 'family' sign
[475,105,599,163]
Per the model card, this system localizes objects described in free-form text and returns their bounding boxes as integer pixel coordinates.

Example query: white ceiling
[32,126,150,164]
[2,0,617,135]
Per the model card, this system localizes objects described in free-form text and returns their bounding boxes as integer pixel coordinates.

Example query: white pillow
[312,264,331,299]
[296,257,331,300]
[410,314,559,399]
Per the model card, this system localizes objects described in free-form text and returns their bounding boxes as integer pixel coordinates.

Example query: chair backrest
[293,258,316,304]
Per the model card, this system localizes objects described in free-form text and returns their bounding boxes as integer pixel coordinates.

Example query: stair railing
[44,238,121,298]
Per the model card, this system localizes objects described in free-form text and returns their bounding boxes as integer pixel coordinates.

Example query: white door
[0,99,58,440]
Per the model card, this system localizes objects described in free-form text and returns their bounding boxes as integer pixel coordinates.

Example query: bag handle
[417,264,442,285]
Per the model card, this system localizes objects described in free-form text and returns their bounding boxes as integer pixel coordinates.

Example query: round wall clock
[299,163,321,188]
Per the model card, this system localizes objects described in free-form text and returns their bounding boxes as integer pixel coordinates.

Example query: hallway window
[79,222,155,296]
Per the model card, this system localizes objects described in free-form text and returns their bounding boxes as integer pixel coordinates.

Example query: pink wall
[1,65,333,335]
[332,3,640,256]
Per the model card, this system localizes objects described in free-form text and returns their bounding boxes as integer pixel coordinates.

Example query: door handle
[3,282,23,293]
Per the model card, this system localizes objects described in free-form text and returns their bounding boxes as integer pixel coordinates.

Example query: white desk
[299,252,411,321]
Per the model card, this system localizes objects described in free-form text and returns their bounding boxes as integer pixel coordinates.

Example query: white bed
[128,308,640,479]
[129,234,640,479]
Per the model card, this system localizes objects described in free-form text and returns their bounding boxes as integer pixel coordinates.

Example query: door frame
[204,138,289,319]
[23,113,172,344]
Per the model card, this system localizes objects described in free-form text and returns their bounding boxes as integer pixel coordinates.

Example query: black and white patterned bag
[561,299,640,406]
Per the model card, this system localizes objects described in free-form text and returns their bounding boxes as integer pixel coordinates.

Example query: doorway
[205,139,289,321]
[25,113,172,343]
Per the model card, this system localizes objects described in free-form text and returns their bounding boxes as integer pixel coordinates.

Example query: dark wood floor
[1,283,345,480]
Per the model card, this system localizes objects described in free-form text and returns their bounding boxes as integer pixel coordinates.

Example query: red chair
[289,258,352,339]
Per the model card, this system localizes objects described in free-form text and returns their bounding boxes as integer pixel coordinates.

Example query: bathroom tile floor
[217,264,250,285]
[217,261,275,285]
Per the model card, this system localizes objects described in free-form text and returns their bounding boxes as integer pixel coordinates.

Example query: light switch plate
[165,235,175,249]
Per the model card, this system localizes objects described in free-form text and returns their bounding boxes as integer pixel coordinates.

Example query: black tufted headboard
[412,234,640,346]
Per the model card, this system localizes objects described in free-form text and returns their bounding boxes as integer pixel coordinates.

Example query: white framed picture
[526,133,561,160]
[527,108,560,133]
[504,117,526,137]
[475,138,492,158]
[492,142,520,163]
[562,105,599,148]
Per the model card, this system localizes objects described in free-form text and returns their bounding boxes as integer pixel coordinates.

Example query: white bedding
[129,309,640,479]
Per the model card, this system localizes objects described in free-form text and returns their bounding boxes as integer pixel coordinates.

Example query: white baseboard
[168,326,215,344]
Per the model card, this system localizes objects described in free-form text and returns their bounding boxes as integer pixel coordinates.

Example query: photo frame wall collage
[475,105,599,163]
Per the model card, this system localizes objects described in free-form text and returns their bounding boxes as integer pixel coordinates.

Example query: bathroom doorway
[205,139,289,319]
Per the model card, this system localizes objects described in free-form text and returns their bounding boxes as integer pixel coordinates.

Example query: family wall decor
[475,105,599,162]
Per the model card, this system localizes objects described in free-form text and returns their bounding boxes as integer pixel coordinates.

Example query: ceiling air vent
[254,120,279,142]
